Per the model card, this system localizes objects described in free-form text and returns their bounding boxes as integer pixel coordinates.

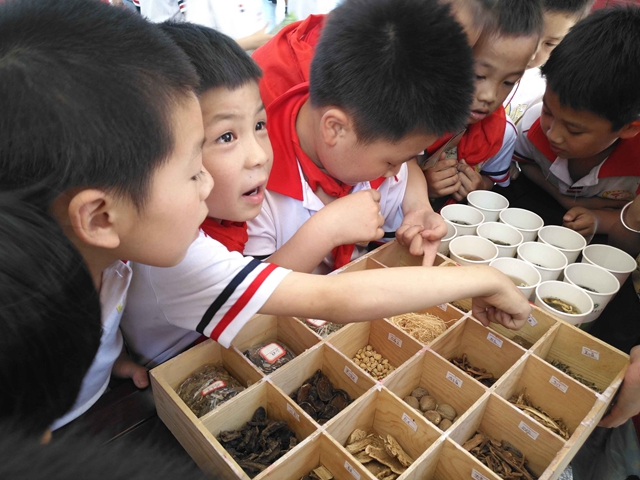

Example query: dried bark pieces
[345,429,414,480]
[463,431,538,480]
[451,354,496,387]
[291,370,352,424]
[300,465,334,480]
[509,389,571,440]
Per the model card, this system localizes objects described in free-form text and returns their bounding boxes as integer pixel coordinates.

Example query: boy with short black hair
[512,6,640,234]
[505,0,595,124]
[424,0,543,205]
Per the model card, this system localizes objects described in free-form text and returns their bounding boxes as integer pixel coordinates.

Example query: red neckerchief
[528,117,640,178]
[426,107,507,166]
[267,83,386,269]
[200,217,248,253]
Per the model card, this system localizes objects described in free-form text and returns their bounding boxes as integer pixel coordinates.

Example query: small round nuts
[419,395,437,412]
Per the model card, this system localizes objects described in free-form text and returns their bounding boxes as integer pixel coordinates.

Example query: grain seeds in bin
[345,428,414,479]
[402,387,457,430]
[244,341,295,374]
[176,364,245,417]
[299,318,343,338]
[292,369,351,424]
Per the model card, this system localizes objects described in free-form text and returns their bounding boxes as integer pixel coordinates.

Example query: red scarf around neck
[200,217,248,253]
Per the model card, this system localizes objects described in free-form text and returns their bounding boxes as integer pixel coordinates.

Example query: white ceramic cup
[477,222,524,258]
[437,219,458,256]
[440,204,485,236]
[563,263,620,324]
[582,244,637,285]
[537,225,587,264]
[490,257,542,301]
[449,235,498,266]
[517,241,568,281]
[499,208,544,242]
[535,280,594,325]
[467,190,509,222]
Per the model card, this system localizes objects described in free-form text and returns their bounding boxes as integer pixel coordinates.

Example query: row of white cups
[437,190,637,327]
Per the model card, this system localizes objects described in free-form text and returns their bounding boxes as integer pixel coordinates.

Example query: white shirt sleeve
[479,118,517,187]
[513,103,543,164]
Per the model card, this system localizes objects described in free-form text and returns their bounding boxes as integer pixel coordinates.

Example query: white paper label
[519,421,539,440]
[305,318,327,327]
[446,371,463,388]
[487,332,503,348]
[438,303,448,312]
[286,403,300,422]
[472,469,490,480]
[549,375,569,393]
[582,346,600,360]
[344,365,359,384]
[388,332,403,348]
[401,412,418,432]
[200,380,226,396]
[527,314,538,327]
[344,461,361,480]
[259,343,286,364]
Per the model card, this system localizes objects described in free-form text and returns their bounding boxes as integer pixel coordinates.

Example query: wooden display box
[150,240,629,480]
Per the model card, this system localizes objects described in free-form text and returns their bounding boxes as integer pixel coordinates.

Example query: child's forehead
[544,89,613,132]
[199,82,263,124]
[474,33,538,62]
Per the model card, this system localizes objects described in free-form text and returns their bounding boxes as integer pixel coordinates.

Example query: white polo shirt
[51,261,132,430]
[504,67,545,125]
[245,162,407,274]
[513,104,640,201]
[120,232,291,367]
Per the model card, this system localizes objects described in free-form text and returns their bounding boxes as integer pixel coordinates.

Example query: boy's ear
[618,120,640,140]
[319,108,352,146]
[68,189,122,249]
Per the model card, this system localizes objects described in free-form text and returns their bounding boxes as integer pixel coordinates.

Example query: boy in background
[511,6,640,230]
[504,0,595,125]
[424,0,543,206]
[246,0,477,272]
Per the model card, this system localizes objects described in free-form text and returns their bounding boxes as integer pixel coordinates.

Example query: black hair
[541,5,640,130]
[309,0,475,143]
[494,0,544,37]
[160,22,262,95]
[0,0,198,210]
[0,193,102,435]
[542,0,595,18]
[0,425,212,480]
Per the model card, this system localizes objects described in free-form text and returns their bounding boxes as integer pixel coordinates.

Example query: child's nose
[476,84,496,105]
[246,138,270,168]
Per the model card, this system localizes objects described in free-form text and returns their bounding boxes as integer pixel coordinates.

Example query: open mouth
[243,187,259,196]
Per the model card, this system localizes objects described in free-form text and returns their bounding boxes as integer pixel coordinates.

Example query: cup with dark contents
[440,204,485,236]
[499,208,544,242]
[535,281,594,326]
[467,190,509,222]
[490,257,541,300]
[449,235,498,266]
[563,263,620,325]
[477,222,523,258]
[437,219,458,256]
[517,241,568,282]
[537,225,586,264]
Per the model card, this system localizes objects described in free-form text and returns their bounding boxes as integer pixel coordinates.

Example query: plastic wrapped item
[176,364,245,418]
[300,318,343,338]
[244,341,295,374]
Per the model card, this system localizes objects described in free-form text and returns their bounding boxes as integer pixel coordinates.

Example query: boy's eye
[216,132,235,143]
[503,81,515,87]
[567,130,583,136]
[255,121,267,131]
[475,75,485,81]
[192,170,206,181]
[544,42,557,48]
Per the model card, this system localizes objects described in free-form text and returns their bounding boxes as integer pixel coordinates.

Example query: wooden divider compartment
[269,343,376,425]
[385,349,486,432]
[385,305,465,347]
[328,319,423,381]
[449,393,566,479]
[231,315,322,377]
[430,317,526,387]
[258,432,373,480]
[493,354,598,439]
[532,322,629,395]
[294,317,344,340]
[326,388,441,475]
[336,256,388,274]
[201,381,318,480]
[368,239,449,267]
[490,306,558,350]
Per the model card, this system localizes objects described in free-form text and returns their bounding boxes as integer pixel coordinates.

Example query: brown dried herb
[291,370,352,424]
[509,389,571,440]
[463,431,538,480]
[176,364,245,418]
[300,465,334,480]
[299,318,343,338]
[244,341,296,374]
[345,429,414,480]
[451,354,496,387]
[550,360,603,393]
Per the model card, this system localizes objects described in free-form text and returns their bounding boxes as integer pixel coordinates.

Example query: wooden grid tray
[150,240,628,480]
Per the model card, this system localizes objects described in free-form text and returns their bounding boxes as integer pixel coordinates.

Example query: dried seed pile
[217,407,297,478]
[402,387,457,430]
[292,370,351,424]
[244,341,295,374]
[300,318,343,338]
[300,465,333,480]
[463,431,538,480]
[451,354,496,387]
[345,429,414,479]
[389,312,447,344]
[176,364,245,418]
[353,345,395,380]
[550,360,603,393]
[509,389,570,440]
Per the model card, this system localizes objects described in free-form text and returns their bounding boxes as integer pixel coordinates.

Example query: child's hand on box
[563,207,597,238]
[113,354,149,389]
[453,160,492,202]
[600,345,640,428]
[424,154,461,198]
[396,208,447,266]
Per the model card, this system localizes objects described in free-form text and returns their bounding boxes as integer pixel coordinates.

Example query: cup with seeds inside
[477,221,524,258]
[517,241,567,281]
[437,219,458,256]
[440,204,485,236]
[535,280,594,325]
[563,263,620,325]
[449,235,498,266]
[489,257,541,301]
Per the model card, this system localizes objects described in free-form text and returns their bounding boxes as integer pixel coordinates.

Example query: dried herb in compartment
[550,360,603,393]
[291,369,351,424]
[451,354,496,387]
[509,389,571,440]
[463,431,538,480]
[299,318,343,338]
[176,364,245,418]
[244,341,295,374]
